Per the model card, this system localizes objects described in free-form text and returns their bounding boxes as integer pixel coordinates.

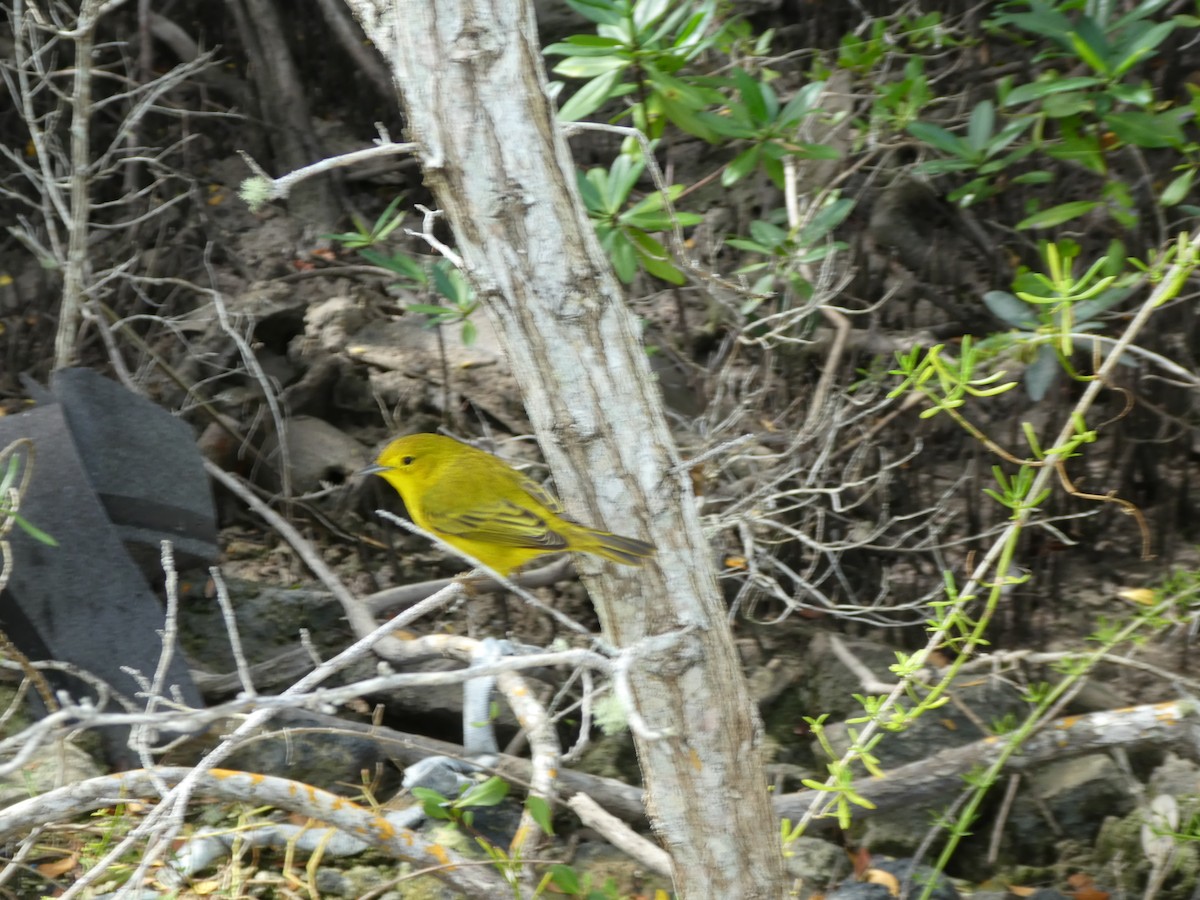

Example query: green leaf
[543,35,624,55]
[732,68,769,124]
[749,218,788,248]
[632,0,672,32]
[358,249,427,282]
[966,100,995,154]
[563,0,625,26]
[553,54,628,79]
[604,153,642,210]
[722,145,762,186]
[549,864,581,893]
[725,238,770,254]
[1160,169,1195,207]
[778,80,826,125]
[1069,18,1113,76]
[608,233,638,282]
[1012,170,1055,184]
[525,795,554,835]
[1104,110,1185,149]
[907,121,970,158]
[1003,76,1104,106]
[557,69,624,122]
[1112,20,1176,78]
[407,303,452,317]
[457,776,509,808]
[644,67,714,110]
[11,514,58,547]
[1046,129,1105,173]
[659,94,721,141]
[1025,344,1060,402]
[797,198,854,246]
[982,290,1037,329]
[1017,200,1101,230]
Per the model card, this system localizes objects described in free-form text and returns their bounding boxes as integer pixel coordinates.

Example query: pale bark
[343,1,786,896]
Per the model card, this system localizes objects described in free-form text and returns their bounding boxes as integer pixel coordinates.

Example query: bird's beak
[358,462,388,478]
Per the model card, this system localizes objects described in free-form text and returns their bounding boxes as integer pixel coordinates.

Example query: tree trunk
[343,2,786,896]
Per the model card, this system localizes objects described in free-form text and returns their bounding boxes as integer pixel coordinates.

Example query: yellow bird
[364,433,656,576]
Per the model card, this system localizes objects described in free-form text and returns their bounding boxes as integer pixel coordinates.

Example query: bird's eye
[401,456,415,466]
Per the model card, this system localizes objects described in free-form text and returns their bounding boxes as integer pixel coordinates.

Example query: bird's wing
[513,473,565,516]
[425,499,570,550]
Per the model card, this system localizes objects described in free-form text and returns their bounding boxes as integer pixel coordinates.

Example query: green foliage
[727,196,853,310]
[907,100,1034,204]
[411,775,509,829]
[544,0,728,137]
[0,440,58,550]
[578,151,701,284]
[325,194,408,249]
[325,200,481,346]
[403,261,481,347]
[698,72,839,188]
[896,0,1197,227]
[980,239,1133,400]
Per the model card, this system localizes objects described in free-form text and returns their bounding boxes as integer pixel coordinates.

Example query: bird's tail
[582,529,656,567]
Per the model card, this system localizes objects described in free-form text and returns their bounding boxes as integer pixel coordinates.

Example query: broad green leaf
[549,865,581,893]
[1104,110,1185,149]
[1160,169,1195,207]
[576,169,605,211]
[797,198,854,246]
[632,0,672,33]
[779,80,826,124]
[458,776,509,807]
[659,94,720,142]
[1073,286,1132,322]
[982,290,1037,329]
[564,0,625,26]
[1025,344,1060,402]
[734,67,772,125]
[722,145,762,186]
[1042,91,1094,117]
[557,69,624,122]
[749,218,788,248]
[609,233,638,282]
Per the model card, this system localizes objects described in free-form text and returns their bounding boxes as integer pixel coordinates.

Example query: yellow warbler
[364,433,656,576]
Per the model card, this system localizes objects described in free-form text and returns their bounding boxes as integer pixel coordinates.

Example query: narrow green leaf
[1003,76,1104,106]
[1016,200,1101,230]
[553,54,628,79]
[907,121,970,158]
[1112,20,1176,78]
